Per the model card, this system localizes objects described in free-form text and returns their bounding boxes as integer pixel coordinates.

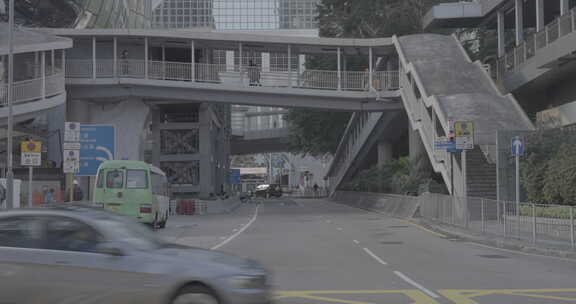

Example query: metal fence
[66,59,399,92]
[420,192,576,250]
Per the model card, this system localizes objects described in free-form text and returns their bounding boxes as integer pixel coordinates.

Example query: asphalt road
[160,198,576,304]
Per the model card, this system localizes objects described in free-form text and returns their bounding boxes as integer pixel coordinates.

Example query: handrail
[0,73,65,106]
[66,59,400,92]
[495,7,576,80]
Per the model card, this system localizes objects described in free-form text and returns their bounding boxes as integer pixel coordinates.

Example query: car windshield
[96,217,163,250]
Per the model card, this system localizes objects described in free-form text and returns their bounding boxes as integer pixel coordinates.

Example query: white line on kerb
[393,271,440,299]
[353,240,360,245]
[211,205,260,250]
[362,248,388,265]
[337,227,343,231]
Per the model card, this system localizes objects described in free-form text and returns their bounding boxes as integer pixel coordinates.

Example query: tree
[285,109,351,156]
[287,0,447,156]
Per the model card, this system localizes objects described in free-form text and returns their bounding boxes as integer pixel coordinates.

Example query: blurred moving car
[0,205,271,304]
[254,184,282,198]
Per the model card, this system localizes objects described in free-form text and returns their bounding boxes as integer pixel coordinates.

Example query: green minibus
[93,160,170,228]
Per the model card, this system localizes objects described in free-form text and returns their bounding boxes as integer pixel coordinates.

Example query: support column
[51,50,55,75]
[536,0,545,31]
[113,37,118,78]
[337,47,341,91]
[41,51,45,100]
[239,42,243,85]
[377,141,393,168]
[199,104,214,198]
[144,37,149,79]
[161,45,166,80]
[515,0,524,46]
[191,40,195,81]
[368,47,373,91]
[561,0,569,15]
[92,36,97,79]
[409,126,425,161]
[287,45,292,88]
[151,108,161,167]
[497,11,506,57]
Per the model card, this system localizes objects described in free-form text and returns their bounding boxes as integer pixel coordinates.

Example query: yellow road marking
[439,288,576,304]
[274,290,439,304]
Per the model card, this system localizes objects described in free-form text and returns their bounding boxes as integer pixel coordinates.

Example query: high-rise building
[153,0,319,31]
[0,0,153,29]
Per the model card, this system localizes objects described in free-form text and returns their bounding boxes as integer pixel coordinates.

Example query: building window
[161,161,201,185]
[161,129,200,154]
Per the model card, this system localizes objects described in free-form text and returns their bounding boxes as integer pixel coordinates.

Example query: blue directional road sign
[78,125,116,176]
[511,136,525,156]
[229,169,241,185]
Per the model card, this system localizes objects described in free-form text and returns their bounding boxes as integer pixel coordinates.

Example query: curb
[331,199,576,261]
[414,219,576,261]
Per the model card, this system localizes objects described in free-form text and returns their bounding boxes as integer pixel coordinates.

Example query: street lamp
[6,0,14,209]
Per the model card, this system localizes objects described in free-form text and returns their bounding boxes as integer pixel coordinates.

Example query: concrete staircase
[466,147,497,200]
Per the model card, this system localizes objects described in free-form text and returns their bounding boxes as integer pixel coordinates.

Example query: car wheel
[172,285,219,304]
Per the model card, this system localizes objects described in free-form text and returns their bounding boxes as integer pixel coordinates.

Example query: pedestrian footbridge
[31,28,534,198]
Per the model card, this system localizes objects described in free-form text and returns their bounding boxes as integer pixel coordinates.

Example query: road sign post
[64,122,82,202]
[21,141,41,208]
[511,136,525,234]
[454,121,475,197]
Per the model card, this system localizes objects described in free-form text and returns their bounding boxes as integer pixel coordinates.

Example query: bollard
[503,201,507,237]
[481,199,485,234]
[532,204,536,245]
[571,207,575,250]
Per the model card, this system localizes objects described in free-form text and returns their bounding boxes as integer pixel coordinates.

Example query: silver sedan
[0,205,271,304]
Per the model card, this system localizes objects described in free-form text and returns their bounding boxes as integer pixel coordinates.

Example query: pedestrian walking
[248,60,261,86]
[313,183,319,197]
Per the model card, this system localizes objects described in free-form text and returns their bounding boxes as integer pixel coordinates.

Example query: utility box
[0,179,22,209]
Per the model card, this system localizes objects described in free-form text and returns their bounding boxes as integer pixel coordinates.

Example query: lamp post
[6,0,14,209]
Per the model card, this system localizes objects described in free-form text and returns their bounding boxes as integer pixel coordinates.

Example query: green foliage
[519,205,573,219]
[521,128,576,205]
[542,143,576,205]
[340,155,434,194]
[284,110,352,156]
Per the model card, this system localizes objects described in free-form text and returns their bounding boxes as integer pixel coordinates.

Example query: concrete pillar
[92,36,97,79]
[497,10,506,57]
[561,0,569,15]
[377,141,393,168]
[368,47,373,91]
[536,0,545,31]
[144,37,149,79]
[113,37,118,78]
[199,104,214,198]
[409,127,425,161]
[68,98,150,161]
[151,108,161,167]
[515,0,524,46]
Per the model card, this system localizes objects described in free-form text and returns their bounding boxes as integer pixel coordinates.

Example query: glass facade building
[0,0,152,29]
[153,0,319,30]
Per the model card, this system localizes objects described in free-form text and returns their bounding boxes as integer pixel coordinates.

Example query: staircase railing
[394,35,466,197]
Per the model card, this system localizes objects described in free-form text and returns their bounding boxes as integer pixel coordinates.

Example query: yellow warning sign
[454,121,474,137]
[21,141,42,153]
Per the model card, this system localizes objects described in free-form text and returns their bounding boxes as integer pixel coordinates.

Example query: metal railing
[494,7,576,80]
[66,59,400,92]
[420,192,576,249]
[0,73,66,106]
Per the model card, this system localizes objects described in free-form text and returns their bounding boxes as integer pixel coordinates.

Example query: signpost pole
[515,152,520,236]
[27,166,32,208]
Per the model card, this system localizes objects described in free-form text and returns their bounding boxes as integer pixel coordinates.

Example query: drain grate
[477,254,509,259]
[380,241,404,245]
[388,225,410,228]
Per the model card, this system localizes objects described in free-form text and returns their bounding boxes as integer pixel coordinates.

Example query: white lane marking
[211,205,260,250]
[362,248,388,265]
[353,240,360,245]
[337,227,343,231]
[393,271,440,299]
